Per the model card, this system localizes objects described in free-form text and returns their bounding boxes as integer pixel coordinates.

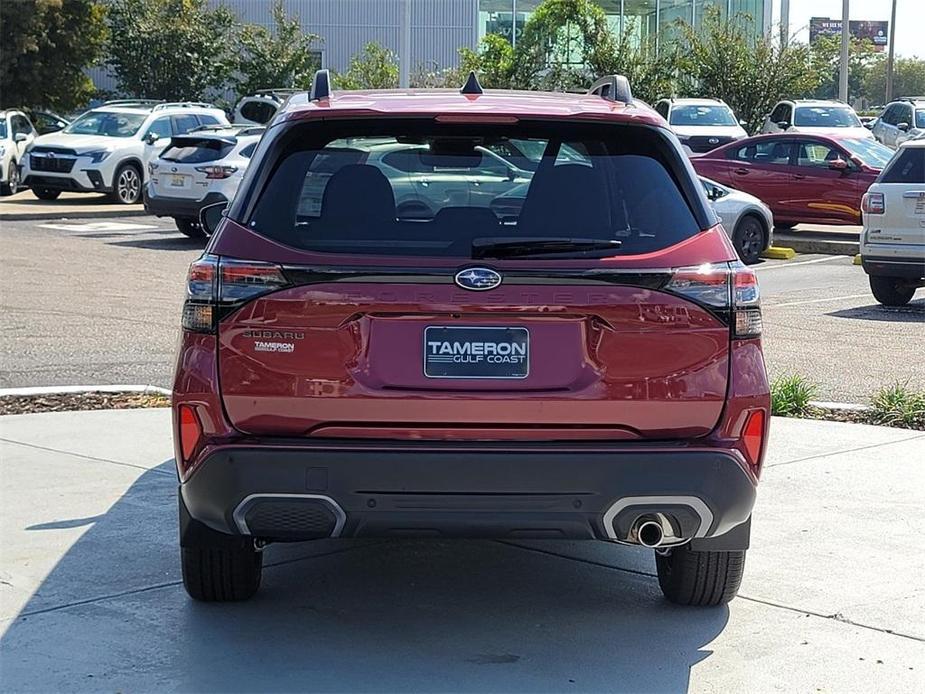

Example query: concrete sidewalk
[0,190,145,220]
[1,409,923,692]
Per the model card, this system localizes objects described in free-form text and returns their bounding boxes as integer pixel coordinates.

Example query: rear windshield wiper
[472,237,622,259]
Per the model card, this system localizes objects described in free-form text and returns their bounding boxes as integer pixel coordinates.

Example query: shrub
[770,374,817,417]
[870,383,925,429]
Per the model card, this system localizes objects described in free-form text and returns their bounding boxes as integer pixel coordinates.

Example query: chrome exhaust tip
[635,518,665,548]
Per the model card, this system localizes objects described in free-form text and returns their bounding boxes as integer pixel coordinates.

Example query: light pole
[780,0,790,48]
[838,0,850,102]
[885,0,898,102]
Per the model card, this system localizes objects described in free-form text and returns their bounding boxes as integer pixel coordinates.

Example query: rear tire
[655,544,746,606]
[181,545,263,602]
[732,215,765,264]
[869,275,915,306]
[176,216,206,238]
[32,187,61,200]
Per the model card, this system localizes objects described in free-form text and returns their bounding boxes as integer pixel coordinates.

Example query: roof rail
[587,75,633,105]
[152,101,216,111]
[255,88,300,96]
[102,99,162,107]
[189,123,266,136]
[310,69,331,101]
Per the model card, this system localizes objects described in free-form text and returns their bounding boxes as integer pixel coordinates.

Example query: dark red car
[692,133,894,226]
[172,72,770,606]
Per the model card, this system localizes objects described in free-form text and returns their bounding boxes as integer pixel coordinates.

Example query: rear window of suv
[241,120,707,258]
[161,138,235,163]
[879,148,925,183]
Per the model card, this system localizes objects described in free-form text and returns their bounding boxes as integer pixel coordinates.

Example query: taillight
[180,254,288,333]
[664,261,761,339]
[862,192,884,214]
[741,409,766,469]
[195,165,237,179]
[732,263,761,339]
[178,404,203,462]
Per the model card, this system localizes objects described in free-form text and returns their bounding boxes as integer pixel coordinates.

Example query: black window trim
[228,117,717,235]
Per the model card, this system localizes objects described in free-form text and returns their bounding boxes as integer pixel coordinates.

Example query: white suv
[860,139,925,306]
[0,110,37,196]
[761,100,872,140]
[653,98,748,153]
[871,98,925,148]
[145,125,263,237]
[22,100,229,204]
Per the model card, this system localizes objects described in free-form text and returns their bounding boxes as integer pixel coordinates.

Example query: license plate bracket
[424,326,529,379]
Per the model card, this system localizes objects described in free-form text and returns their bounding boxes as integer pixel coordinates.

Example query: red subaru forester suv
[173,72,769,605]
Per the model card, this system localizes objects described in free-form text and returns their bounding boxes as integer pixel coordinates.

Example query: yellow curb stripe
[761,246,796,260]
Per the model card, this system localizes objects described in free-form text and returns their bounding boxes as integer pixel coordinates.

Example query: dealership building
[89,1,772,92]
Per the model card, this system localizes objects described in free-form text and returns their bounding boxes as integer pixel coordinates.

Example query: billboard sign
[810,17,889,51]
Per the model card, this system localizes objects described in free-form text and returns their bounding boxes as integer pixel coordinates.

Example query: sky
[772,0,924,57]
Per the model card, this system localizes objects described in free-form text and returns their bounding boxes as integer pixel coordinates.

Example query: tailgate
[217,281,730,440]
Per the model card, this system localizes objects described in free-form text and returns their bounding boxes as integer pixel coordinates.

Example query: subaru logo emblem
[47,152,55,158]
[171,166,177,172]
[708,137,719,145]
[455,267,502,291]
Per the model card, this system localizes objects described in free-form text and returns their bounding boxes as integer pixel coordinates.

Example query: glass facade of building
[478,1,769,51]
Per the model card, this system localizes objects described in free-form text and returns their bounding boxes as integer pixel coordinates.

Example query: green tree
[235,0,322,97]
[512,0,617,91]
[333,43,399,90]
[679,8,821,133]
[106,0,236,100]
[809,34,881,103]
[0,0,107,110]
[595,22,680,104]
[865,56,925,105]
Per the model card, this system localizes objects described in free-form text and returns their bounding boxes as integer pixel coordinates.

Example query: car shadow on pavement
[827,299,925,322]
[106,236,207,251]
[2,460,730,692]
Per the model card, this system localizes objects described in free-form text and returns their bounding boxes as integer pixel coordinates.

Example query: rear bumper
[180,442,757,550]
[143,189,227,218]
[861,255,925,280]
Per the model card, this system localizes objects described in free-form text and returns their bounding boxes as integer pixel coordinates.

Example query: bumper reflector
[179,405,203,462]
[742,409,765,468]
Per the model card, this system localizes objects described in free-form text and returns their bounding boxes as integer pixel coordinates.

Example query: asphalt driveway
[1,409,923,692]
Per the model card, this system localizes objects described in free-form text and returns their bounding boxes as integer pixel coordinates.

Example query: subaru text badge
[455,267,502,291]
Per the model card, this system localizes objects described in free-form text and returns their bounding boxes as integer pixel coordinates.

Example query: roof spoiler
[587,75,633,105]
[310,69,331,101]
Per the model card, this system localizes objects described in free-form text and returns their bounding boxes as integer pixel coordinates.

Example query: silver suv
[871,98,925,148]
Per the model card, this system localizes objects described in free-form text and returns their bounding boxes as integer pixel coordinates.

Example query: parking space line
[755,256,846,271]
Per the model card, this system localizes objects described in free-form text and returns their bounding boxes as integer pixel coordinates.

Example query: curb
[809,400,873,412]
[772,232,859,257]
[0,384,170,397]
[0,208,149,222]
[761,246,796,260]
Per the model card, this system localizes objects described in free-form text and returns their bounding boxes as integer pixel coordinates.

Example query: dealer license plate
[424,326,529,379]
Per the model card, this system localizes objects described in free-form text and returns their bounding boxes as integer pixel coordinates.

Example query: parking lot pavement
[1,214,922,402]
[755,255,925,401]
[0,409,923,692]
[0,190,146,220]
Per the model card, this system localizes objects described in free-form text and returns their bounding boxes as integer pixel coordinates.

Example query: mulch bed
[0,392,170,416]
[793,405,924,431]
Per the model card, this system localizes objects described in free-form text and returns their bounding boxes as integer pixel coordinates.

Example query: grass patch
[770,374,817,417]
[870,383,925,429]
